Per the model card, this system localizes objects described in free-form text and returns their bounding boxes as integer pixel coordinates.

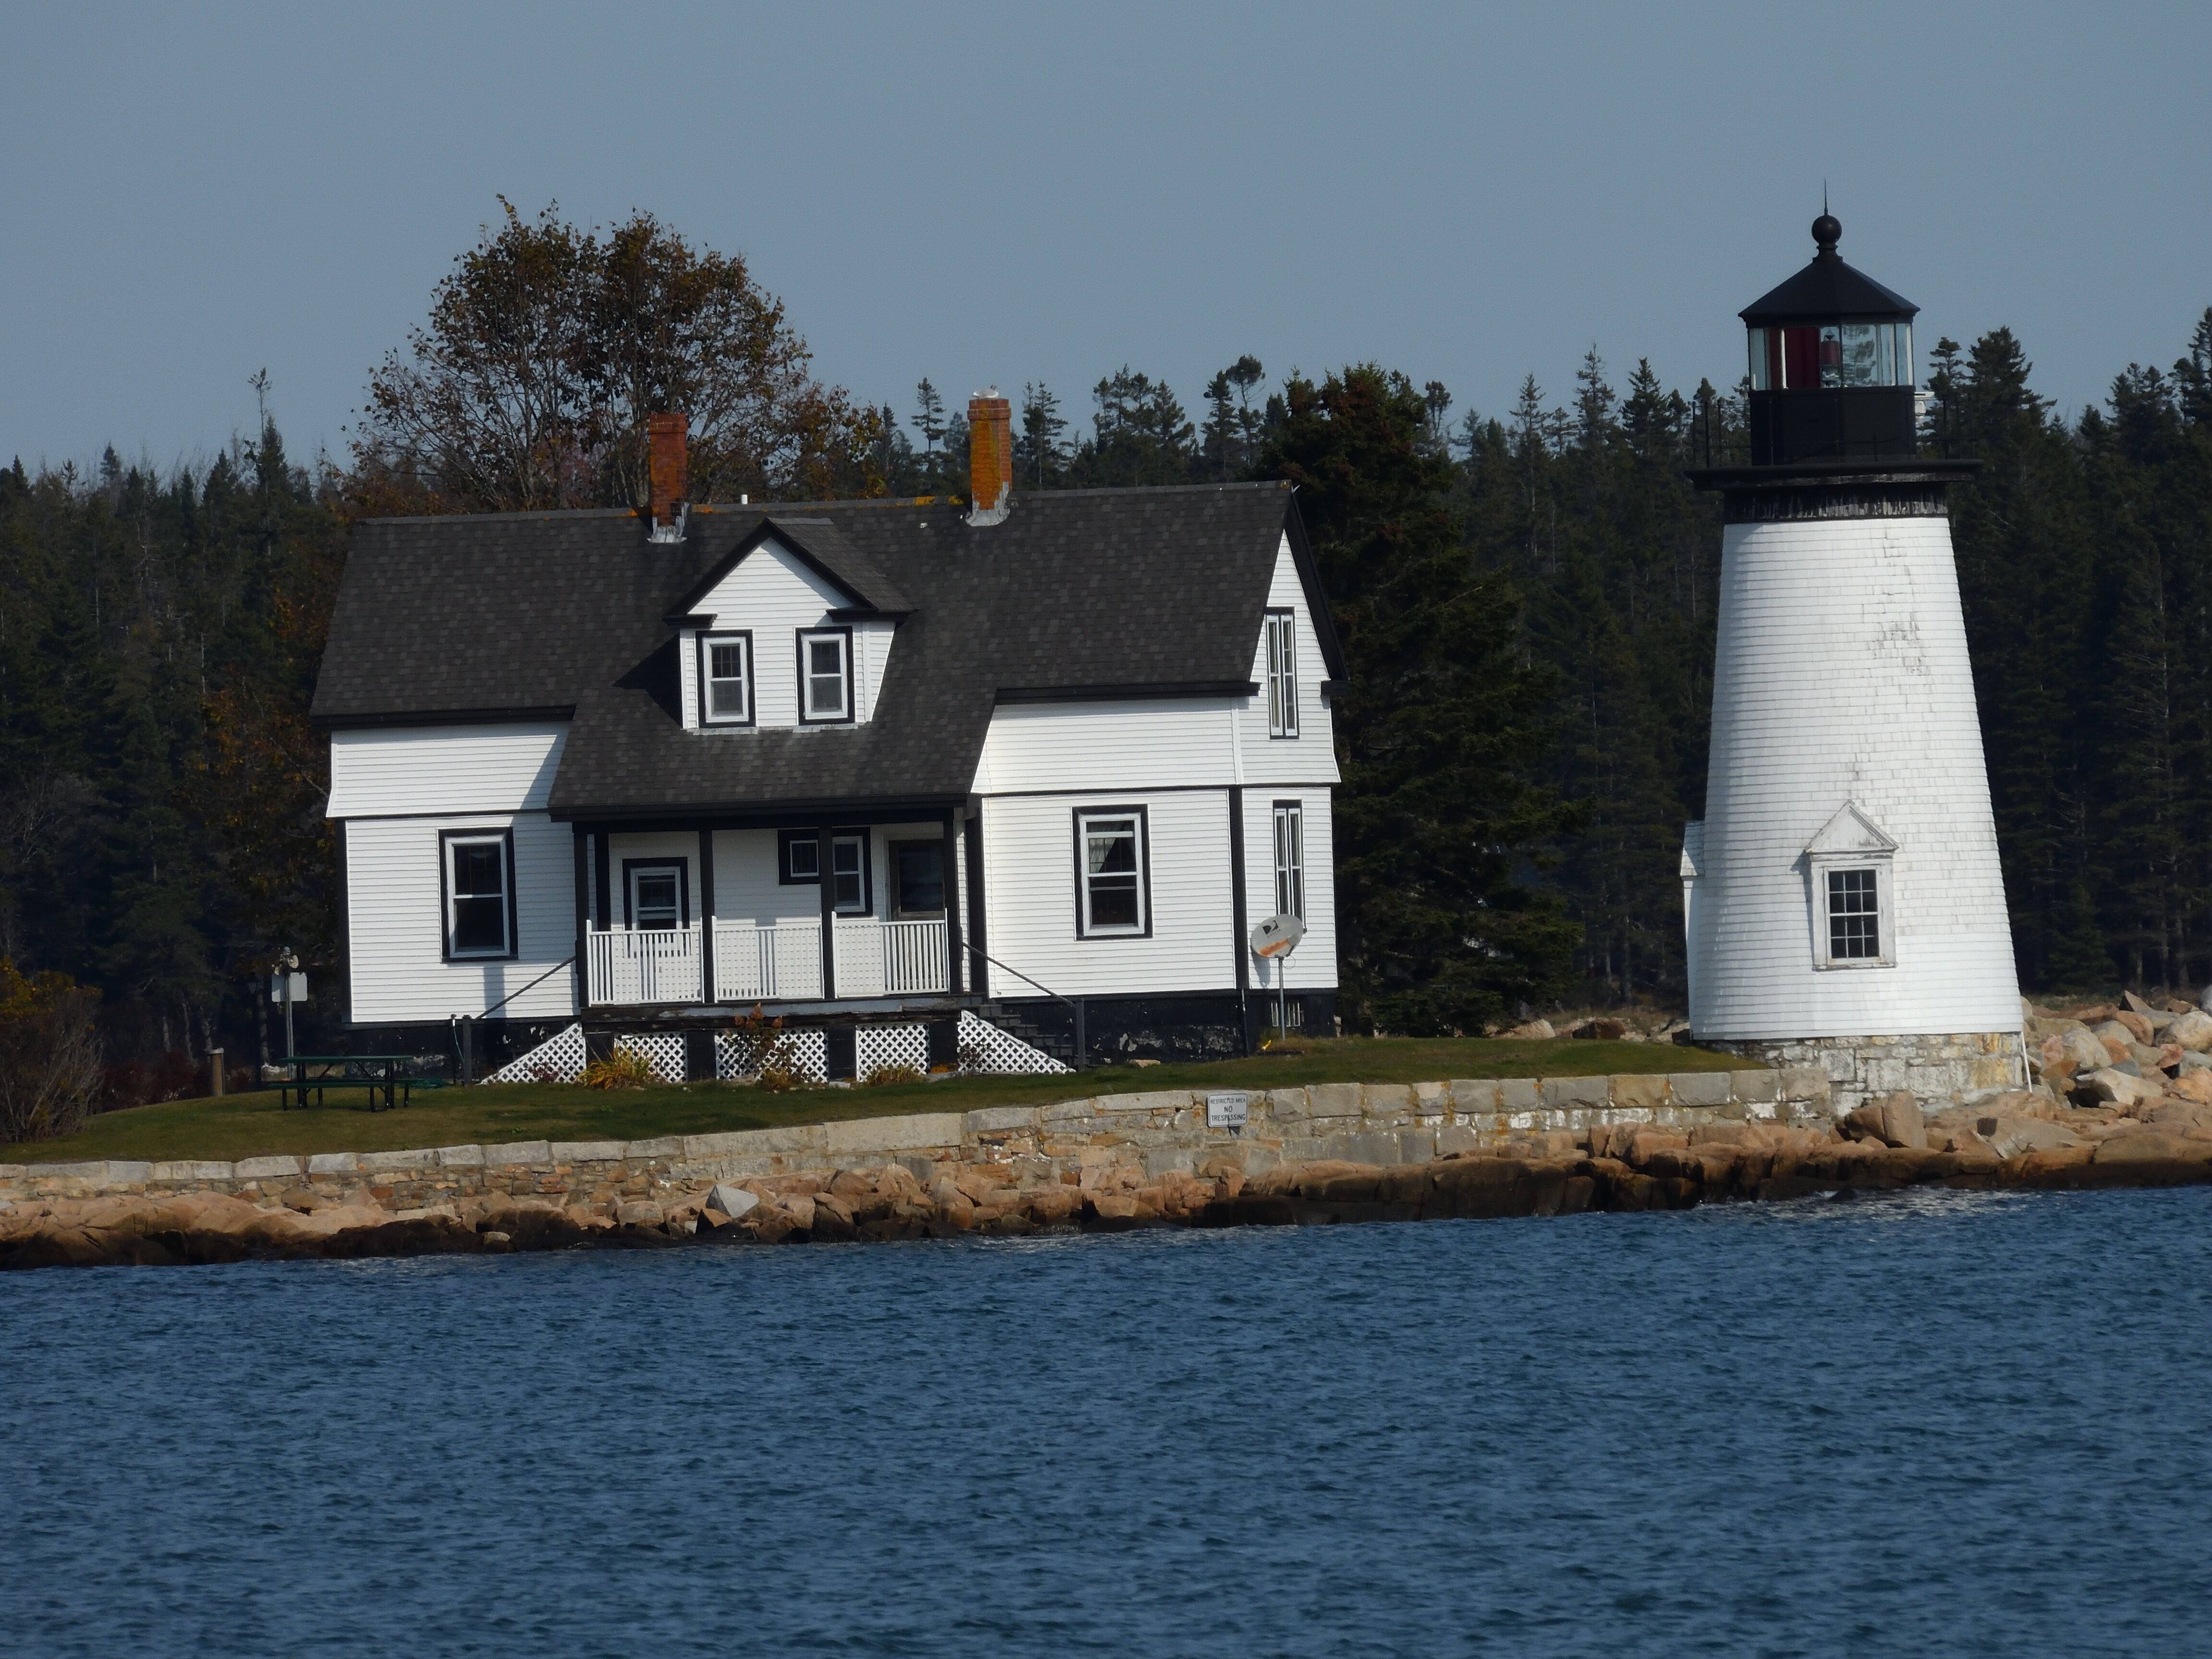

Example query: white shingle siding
[1688,515,2020,1038]
[344,813,576,1023]
[976,699,1238,794]
[327,722,567,818]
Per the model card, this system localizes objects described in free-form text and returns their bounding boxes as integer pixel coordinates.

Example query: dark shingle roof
[1740,250,1916,324]
[313,483,1333,821]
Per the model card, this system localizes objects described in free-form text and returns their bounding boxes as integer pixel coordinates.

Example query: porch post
[964,797,988,998]
[817,824,837,999]
[593,830,612,937]
[697,826,716,1005]
[1229,787,1249,1052]
[572,824,589,1013]
[942,810,963,995]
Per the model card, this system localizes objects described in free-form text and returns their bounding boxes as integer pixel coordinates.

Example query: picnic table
[275,1055,426,1112]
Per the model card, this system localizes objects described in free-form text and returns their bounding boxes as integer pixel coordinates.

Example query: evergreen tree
[1255,365,1582,1032]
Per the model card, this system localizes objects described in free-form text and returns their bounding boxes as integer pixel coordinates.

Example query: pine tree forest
[4,205,2210,1098]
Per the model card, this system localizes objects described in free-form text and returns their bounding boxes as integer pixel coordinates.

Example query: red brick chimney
[967,388,1011,525]
[647,411,688,539]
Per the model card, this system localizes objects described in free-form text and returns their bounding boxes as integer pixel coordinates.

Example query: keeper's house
[312,397,1343,1078]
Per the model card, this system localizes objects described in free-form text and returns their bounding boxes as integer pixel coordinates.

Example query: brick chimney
[647,411,688,541]
[966,388,1012,526]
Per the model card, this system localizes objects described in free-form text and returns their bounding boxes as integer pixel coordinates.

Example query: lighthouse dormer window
[1806,803,1898,970]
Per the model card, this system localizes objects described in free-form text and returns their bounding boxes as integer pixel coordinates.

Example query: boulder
[2094,1132,2212,1165]
[2110,1010,2155,1045]
[1878,1092,1927,1150]
[1502,1019,1556,1040]
[1572,1018,1627,1040]
[2168,1010,2212,1052]
[2073,1068,2165,1110]
[706,1184,759,1219]
[2123,990,2156,1016]
[2091,1021,2137,1060]
[2168,1070,2212,1106]
[2055,1025,2113,1073]
[1976,1116,2083,1159]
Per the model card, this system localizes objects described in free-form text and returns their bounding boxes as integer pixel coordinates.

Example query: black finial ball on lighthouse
[1738,215,1920,465]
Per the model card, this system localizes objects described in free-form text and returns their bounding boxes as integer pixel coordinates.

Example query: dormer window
[1805,802,1897,970]
[698,632,753,726]
[798,628,852,724]
[1264,610,1298,738]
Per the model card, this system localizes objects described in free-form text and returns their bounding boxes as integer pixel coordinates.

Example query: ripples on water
[5,1187,2210,1657]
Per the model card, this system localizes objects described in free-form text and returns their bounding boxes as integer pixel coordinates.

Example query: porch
[584,917,949,1006]
[575,815,967,1011]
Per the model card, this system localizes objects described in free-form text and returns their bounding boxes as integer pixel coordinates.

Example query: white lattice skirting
[714,1028,829,1083]
[614,1032,688,1083]
[857,1023,930,1079]
[959,1011,1071,1075]
[484,1022,587,1084]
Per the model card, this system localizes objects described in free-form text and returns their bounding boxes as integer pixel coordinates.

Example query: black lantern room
[1741,214,1917,465]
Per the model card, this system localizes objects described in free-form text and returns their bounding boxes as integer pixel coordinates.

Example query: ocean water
[4,1187,2210,1657]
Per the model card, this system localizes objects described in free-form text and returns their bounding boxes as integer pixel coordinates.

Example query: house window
[779,828,870,913]
[1827,868,1879,960]
[1264,610,1299,738]
[798,628,852,723]
[891,841,946,918]
[442,830,514,960]
[1075,808,1148,937]
[697,632,753,725]
[624,861,688,931]
[1272,802,1304,921]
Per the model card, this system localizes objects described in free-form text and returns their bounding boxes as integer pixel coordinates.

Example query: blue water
[5,1188,2211,1657]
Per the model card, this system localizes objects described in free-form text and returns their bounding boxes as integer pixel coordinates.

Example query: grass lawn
[5,1036,1762,1168]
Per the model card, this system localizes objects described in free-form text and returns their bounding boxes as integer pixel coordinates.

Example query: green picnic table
[275,1055,426,1112]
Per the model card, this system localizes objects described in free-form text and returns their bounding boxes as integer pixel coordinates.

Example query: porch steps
[972,1001,1078,1067]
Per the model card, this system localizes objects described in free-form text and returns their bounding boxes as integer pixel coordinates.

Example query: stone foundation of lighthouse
[1700,1031,2029,1118]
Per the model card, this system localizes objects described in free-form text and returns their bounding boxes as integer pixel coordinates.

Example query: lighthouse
[1683,215,2026,1114]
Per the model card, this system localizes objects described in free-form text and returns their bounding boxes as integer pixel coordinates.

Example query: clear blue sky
[3,0,2206,475]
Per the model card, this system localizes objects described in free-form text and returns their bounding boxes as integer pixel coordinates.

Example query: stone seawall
[0,1069,1828,1214]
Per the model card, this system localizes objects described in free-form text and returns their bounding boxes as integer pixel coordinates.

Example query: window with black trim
[778,828,871,913]
[1075,808,1148,937]
[891,841,945,918]
[624,860,688,931]
[442,830,515,960]
[1264,610,1298,737]
[798,628,852,723]
[697,631,753,726]
[1826,868,1878,960]
[1272,801,1304,921]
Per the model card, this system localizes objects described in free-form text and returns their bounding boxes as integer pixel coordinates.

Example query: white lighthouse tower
[1683,215,2026,1114]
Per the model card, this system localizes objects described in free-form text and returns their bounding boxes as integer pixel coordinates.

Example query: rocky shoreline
[7,1089,2209,1270]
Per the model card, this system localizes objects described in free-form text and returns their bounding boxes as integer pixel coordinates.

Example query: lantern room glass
[1746,321,1913,390]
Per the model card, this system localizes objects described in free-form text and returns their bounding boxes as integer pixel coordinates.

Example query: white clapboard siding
[1239,535,1342,787]
[974,699,1238,794]
[1690,515,2020,1038]
[689,537,897,729]
[345,813,576,1023]
[327,723,567,818]
[709,829,813,926]
[981,790,1237,998]
[1245,789,1340,992]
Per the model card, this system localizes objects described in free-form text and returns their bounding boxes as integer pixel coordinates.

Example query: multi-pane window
[699,632,752,725]
[444,832,513,959]
[780,829,868,913]
[1827,867,1879,960]
[1264,610,1299,738]
[1273,802,1304,921]
[799,629,851,722]
[628,864,685,931]
[1077,811,1145,935]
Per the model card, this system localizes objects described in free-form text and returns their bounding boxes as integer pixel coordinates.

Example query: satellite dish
[1250,913,1305,960]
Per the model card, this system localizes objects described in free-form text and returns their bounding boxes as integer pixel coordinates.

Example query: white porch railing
[712,921,826,1002]
[586,926,702,1006]
[834,917,949,997]
[588,918,946,1006]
